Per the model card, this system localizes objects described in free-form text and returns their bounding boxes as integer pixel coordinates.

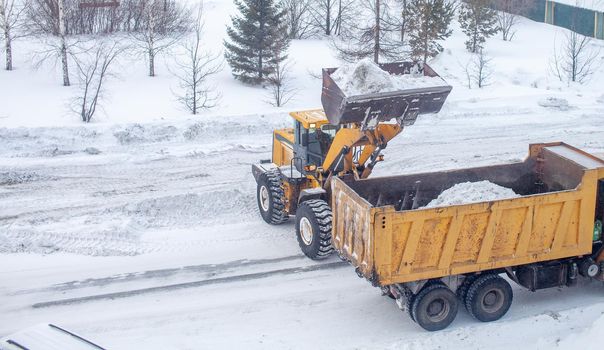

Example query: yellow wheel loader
[252,62,452,260]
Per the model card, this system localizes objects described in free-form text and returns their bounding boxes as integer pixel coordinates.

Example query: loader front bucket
[321,62,452,126]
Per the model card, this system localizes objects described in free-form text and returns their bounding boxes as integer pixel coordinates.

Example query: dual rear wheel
[405,274,513,331]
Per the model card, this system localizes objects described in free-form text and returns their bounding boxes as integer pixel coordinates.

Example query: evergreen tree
[404,0,454,63]
[224,0,290,85]
[459,0,499,53]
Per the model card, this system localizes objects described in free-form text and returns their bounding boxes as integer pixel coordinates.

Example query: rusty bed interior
[343,143,604,211]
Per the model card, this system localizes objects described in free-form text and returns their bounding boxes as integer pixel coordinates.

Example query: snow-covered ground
[2,0,604,349]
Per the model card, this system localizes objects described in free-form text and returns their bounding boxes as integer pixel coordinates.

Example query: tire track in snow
[32,261,349,308]
[13,255,308,295]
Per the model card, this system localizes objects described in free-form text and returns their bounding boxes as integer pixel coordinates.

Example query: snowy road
[2,254,604,349]
[2,96,604,349]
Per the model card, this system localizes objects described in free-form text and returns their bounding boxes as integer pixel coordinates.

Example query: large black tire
[256,171,288,225]
[295,199,333,260]
[411,283,459,331]
[465,274,513,322]
[405,289,416,322]
[456,274,479,303]
[408,280,442,322]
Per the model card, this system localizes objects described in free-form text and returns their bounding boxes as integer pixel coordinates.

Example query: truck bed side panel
[376,183,595,285]
[332,179,376,278]
[331,144,602,286]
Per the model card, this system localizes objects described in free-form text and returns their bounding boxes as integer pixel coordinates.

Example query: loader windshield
[308,124,337,156]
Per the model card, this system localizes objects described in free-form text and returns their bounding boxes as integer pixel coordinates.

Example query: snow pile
[538,97,570,111]
[425,181,520,208]
[125,190,257,228]
[331,58,443,96]
[113,124,179,145]
[0,171,50,186]
[0,228,149,256]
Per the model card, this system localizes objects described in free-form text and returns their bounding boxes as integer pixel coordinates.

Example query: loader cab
[290,110,338,172]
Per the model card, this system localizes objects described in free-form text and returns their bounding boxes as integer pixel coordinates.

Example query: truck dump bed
[321,62,452,126]
[332,143,604,286]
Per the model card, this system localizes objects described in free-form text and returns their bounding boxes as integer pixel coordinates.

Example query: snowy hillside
[0,0,602,127]
[1,0,604,349]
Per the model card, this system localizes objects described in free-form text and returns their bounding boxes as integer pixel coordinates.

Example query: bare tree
[130,0,190,77]
[267,58,296,107]
[393,0,408,43]
[494,0,529,41]
[57,0,69,85]
[310,0,357,36]
[282,0,315,39]
[25,0,74,85]
[0,0,26,70]
[468,49,492,88]
[31,35,83,87]
[71,40,124,123]
[172,3,222,114]
[550,30,600,84]
[496,11,517,42]
[461,59,472,88]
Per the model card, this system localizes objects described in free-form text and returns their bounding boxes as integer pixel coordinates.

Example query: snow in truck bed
[425,181,520,208]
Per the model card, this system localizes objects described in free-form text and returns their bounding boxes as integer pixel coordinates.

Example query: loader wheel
[295,199,333,260]
[257,171,288,225]
[411,283,458,331]
[465,274,513,323]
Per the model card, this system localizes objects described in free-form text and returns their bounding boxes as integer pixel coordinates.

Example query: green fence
[597,12,604,39]
[526,0,547,22]
[496,0,604,40]
[552,2,597,37]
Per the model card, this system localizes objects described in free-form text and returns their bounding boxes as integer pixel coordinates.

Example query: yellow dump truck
[332,142,604,331]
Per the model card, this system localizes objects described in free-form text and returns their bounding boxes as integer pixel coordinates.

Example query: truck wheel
[257,171,288,225]
[411,283,458,331]
[465,274,513,322]
[456,274,478,303]
[406,292,416,322]
[295,199,333,260]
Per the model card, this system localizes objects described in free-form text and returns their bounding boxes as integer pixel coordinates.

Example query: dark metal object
[579,258,600,277]
[516,263,570,291]
[5,340,30,350]
[251,163,274,182]
[48,324,107,350]
[298,188,327,204]
[321,61,452,126]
